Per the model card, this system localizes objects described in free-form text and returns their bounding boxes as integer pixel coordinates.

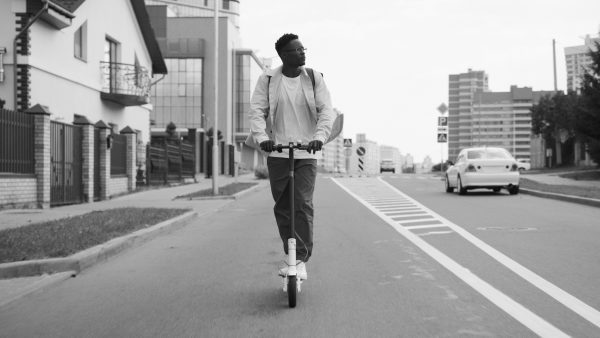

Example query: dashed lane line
[331,177,577,337]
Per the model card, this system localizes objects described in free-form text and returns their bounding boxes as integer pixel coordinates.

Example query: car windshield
[467,149,511,160]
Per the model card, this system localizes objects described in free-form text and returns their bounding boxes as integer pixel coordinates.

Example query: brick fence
[0,105,139,209]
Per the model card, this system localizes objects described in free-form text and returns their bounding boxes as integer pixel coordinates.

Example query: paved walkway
[0,173,267,232]
[521,170,600,188]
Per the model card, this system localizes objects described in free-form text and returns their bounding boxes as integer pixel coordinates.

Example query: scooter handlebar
[275,143,310,151]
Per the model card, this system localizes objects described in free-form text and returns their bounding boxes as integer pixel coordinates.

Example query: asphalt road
[1,174,599,337]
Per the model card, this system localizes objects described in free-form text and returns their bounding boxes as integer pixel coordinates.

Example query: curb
[520,188,600,208]
[0,211,198,279]
[181,179,269,201]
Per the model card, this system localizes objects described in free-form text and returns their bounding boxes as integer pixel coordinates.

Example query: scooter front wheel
[287,276,297,308]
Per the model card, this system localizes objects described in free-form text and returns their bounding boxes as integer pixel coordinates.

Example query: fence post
[74,116,94,203]
[120,126,136,192]
[95,120,110,200]
[25,104,51,209]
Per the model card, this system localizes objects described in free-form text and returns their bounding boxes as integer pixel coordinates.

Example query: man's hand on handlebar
[307,140,323,154]
[260,140,275,152]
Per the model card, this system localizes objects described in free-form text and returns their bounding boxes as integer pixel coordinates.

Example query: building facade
[379,144,403,173]
[472,85,555,161]
[0,0,167,208]
[145,0,267,173]
[0,0,166,140]
[448,69,489,161]
[564,33,600,92]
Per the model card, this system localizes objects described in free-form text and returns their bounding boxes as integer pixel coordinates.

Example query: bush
[254,165,269,179]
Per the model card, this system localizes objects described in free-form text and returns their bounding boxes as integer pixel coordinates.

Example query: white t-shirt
[271,75,318,159]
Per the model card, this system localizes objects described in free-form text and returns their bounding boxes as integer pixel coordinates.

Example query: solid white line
[331,177,568,337]
[376,177,600,330]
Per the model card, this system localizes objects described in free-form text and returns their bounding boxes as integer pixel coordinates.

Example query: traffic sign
[437,133,448,143]
[438,116,448,126]
[343,138,352,147]
[437,126,448,133]
[437,103,448,114]
[356,146,366,156]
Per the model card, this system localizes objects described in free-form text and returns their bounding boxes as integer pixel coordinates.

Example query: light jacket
[246,65,334,150]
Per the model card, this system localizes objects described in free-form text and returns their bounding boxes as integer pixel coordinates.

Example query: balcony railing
[100,61,151,106]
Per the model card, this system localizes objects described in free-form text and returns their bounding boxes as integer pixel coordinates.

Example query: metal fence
[0,108,35,174]
[147,139,195,184]
[110,134,127,175]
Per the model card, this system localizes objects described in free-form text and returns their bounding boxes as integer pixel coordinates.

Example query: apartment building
[471,86,555,160]
[448,69,489,161]
[565,33,600,92]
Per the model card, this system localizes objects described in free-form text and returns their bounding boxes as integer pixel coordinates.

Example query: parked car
[380,160,396,174]
[444,147,520,195]
[516,158,531,171]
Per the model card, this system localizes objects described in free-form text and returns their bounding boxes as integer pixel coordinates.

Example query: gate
[50,121,83,206]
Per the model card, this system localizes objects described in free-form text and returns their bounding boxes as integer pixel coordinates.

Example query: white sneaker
[278,259,307,280]
[297,261,307,280]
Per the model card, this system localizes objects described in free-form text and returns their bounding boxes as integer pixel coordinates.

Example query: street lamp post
[212,0,219,195]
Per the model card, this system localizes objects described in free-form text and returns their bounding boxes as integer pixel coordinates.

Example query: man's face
[279,39,306,67]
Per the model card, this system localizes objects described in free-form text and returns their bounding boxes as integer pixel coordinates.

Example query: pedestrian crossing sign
[437,133,447,143]
[343,138,352,147]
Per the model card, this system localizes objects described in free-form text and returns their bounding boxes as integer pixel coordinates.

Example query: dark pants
[267,157,317,262]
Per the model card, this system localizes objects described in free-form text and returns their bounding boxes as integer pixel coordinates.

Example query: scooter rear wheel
[288,276,297,308]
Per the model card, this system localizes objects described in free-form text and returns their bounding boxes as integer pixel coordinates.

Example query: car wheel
[492,187,501,193]
[508,185,519,195]
[458,176,467,195]
[445,175,454,193]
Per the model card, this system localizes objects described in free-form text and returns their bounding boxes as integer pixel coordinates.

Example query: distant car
[516,159,531,171]
[380,160,395,174]
[444,147,520,195]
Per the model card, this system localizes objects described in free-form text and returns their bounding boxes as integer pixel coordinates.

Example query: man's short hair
[275,33,299,55]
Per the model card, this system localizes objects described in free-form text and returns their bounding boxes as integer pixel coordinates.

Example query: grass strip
[0,208,190,264]
[520,178,600,200]
[177,182,258,198]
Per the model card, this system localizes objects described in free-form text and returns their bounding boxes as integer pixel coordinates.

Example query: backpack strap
[306,67,315,89]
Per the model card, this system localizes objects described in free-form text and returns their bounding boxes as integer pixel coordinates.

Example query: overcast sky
[238,0,600,163]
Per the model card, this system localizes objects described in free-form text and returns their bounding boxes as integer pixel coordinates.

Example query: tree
[531,91,579,165]
[575,41,600,165]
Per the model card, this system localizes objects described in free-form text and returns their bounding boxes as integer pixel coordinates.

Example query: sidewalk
[518,169,600,207]
[0,173,266,232]
[0,173,270,308]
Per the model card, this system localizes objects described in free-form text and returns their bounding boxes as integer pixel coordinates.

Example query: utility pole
[212,0,219,195]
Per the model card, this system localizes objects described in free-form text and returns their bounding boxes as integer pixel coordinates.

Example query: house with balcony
[0,0,167,208]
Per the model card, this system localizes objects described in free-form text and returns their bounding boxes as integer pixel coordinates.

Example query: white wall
[17,0,156,142]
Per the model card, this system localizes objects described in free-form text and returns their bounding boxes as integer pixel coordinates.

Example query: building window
[151,58,204,129]
[104,37,119,91]
[74,21,87,61]
[223,0,230,10]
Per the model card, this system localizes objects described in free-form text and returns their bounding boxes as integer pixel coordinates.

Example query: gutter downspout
[13,0,49,111]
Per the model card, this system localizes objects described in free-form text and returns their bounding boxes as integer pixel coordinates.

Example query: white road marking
[417,231,455,236]
[331,177,569,337]
[404,224,450,230]
[375,177,600,330]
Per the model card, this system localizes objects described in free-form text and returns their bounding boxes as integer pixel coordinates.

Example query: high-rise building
[448,69,489,161]
[472,86,555,161]
[564,33,600,92]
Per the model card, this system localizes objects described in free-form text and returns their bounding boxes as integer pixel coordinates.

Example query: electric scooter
[275,141,311,308]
